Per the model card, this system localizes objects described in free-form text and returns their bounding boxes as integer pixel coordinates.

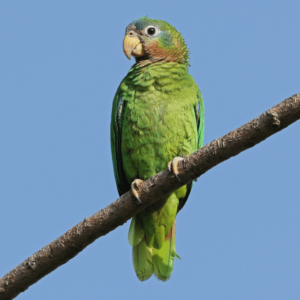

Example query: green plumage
[111,17,204,281]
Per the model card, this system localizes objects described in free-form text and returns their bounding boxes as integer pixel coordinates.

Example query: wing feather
[110,91,130,196]
[177,89,204,213]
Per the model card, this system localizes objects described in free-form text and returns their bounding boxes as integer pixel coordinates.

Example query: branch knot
[25,258,36,270]
[267,111,281,128]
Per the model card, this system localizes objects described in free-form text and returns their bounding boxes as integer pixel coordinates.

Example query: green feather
[128,215,144,247]
[153,220,178,281]
[132,238,154,281]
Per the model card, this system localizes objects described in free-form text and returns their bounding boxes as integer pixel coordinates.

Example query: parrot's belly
[121,96,197,183]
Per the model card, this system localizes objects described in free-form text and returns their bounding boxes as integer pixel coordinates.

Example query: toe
[168,157,184,181]
[131,179,144,203]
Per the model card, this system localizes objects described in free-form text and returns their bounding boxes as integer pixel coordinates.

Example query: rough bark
[0,93,299,300]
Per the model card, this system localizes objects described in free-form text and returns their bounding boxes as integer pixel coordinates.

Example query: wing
[195,90,205,149]
[177,89,204,213]
[110,90,131,196]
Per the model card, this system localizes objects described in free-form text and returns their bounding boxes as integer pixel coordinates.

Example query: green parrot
[110,17,204,281]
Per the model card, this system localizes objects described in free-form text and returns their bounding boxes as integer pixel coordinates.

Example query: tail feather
[132,238,154,281]
[153,219,177,281]
[128,216,144,247]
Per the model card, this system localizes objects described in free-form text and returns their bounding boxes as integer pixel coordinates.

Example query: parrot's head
[123,17,189,65]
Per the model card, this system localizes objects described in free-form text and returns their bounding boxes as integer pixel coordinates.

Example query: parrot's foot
[131,179,144,203]
[168,157,184,181]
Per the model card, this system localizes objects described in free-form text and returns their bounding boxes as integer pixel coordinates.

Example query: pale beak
[123,35,145,60]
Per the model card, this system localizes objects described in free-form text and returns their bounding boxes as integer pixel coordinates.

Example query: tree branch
[1,93,299,300]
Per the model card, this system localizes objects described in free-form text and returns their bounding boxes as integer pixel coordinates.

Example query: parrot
[110,17,204,281]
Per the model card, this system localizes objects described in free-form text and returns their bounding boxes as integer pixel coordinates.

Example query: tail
[128,216,179,281]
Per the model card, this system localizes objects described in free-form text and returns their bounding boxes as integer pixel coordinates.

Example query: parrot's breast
[120,62,198,183]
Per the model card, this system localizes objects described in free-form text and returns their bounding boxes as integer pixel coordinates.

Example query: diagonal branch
[1,93,300,300]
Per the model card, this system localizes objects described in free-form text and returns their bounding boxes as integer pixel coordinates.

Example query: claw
[131,179,144,203]
[167,157,184,181]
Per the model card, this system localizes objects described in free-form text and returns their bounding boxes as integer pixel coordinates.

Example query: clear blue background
[1,1,299,299]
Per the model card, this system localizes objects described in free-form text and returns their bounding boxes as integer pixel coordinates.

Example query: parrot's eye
[147,27,156,35]
[145,26,159,37]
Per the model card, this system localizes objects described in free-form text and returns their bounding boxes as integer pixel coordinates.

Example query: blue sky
[0,1,299,299]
